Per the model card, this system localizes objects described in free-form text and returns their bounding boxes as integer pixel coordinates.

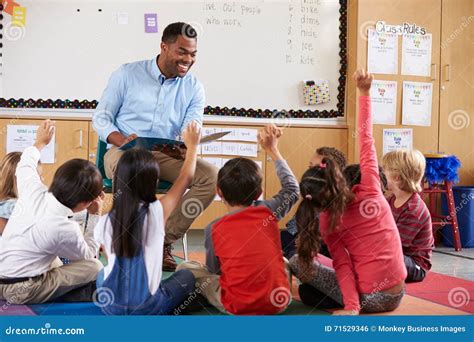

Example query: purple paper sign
[144,13,158,33]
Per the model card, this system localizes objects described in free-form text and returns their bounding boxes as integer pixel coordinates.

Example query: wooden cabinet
[0,119,90,185]
[349,0,442,163]
[439,0,474,185]
[348,0,473,184]
[88,122,99,164]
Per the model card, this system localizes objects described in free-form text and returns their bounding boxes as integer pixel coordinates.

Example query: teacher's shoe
[163,244,178,272]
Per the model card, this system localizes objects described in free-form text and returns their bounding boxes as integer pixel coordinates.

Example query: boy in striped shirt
[383,150,434,283]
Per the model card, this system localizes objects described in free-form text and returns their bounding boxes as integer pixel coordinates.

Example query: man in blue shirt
[93,22,217,271]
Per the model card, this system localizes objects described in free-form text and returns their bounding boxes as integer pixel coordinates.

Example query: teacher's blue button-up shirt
[93,57,205,143]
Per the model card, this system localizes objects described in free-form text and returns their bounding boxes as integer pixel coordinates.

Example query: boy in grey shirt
[177,125,299,314]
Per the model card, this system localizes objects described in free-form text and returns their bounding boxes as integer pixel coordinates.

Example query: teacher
[93,22,217,272]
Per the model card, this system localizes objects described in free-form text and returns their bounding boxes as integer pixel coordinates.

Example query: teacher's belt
[153,144,186,160]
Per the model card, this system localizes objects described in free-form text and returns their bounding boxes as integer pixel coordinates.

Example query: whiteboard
[1,0,345,116]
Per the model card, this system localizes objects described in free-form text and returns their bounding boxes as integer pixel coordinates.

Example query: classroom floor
[2,230,472,317]
[178,230,474,281]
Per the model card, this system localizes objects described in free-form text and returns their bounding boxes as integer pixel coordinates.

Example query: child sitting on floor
[0,152,21,237]
[177,124,300,315]
[290,70,406,315]
[343,164,388,194]
[382,150,433,283]
[281,147,347,259]
[0,120,104,304]
[94,122,201,315]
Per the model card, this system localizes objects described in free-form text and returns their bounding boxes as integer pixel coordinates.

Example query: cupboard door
[439,0,474,184]
[354,0,442,160]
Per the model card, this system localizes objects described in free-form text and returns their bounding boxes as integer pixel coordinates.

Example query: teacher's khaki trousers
[104,146,218,244]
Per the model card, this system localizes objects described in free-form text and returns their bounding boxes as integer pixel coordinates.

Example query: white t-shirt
[0,147,100,278]
[94,200,165,295]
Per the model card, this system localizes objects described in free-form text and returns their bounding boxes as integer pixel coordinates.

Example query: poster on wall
[370,80,398,125]
[367,29,398,74]
[6,125,56,163]
[402,33,432,77]
[402,81,433,127]
[383,128,413,155]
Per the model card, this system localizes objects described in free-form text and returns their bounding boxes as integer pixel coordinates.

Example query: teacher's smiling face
[160,34,197,78]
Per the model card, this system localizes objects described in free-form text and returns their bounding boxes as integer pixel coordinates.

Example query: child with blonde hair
[0,152,22,236]
[382,150,433,283]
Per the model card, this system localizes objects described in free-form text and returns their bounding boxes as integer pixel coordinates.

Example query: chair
[95,139,189,260]
[421,153,462,251]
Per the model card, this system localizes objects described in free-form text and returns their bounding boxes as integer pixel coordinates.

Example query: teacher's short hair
[162,22,197,43]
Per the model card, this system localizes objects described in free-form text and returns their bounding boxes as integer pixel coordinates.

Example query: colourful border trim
[0,0,347,118]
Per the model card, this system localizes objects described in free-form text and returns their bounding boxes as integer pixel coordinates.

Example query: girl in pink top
[289,70,406,315]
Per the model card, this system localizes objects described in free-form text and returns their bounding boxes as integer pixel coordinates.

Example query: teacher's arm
[92,66,130,147]
[181,81,205,133]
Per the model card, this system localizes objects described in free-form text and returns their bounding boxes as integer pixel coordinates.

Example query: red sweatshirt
[389,193,433,271]
[212,206,290,315]
[319,96,407,311]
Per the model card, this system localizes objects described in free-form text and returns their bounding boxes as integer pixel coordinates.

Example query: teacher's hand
[119,133,138,147]
[107,131,138,147]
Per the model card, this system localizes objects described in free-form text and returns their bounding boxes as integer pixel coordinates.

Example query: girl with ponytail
[93,122,201,315]
[290,70,407,315]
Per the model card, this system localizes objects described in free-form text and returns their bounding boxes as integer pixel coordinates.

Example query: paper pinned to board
[7,125,55,163]
[402,81,433,127]
[367,29,398,74]
[383,128,413,155]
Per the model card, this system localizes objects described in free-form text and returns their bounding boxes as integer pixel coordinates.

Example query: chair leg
[446,182,462,251]
[182,233,189,261]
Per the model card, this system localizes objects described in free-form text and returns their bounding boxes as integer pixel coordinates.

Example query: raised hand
[34,119,56,151]
[258,124,283,161]
[258,124,282,153]
[352,69,373,95]
[182,121,201,149]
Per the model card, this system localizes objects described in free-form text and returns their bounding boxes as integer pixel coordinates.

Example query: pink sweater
[319,96,407,311]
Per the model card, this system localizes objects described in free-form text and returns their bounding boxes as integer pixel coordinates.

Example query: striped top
[389,193,434,271]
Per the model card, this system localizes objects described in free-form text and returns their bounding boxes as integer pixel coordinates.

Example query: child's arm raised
[159,121,201,222]
[16,120,56,198]
[258,125,300,220]
[353,69,380,191]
